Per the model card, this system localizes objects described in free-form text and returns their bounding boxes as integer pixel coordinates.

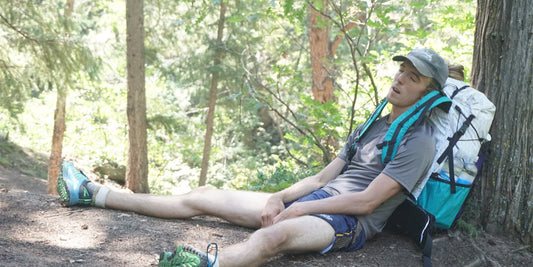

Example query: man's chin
[385,95,396,104]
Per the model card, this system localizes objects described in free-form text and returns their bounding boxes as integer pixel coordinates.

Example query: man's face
[386,62,433,109]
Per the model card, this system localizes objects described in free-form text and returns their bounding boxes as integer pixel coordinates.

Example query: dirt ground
[1,164,531,266]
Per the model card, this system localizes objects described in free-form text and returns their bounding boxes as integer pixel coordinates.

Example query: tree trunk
[308,1,355,162]
[125,0,149,193]
[198,1,227,187]
[471,0,533,245]
[309,0,334,104]
[47,0,74,195]
[48,87,66,195]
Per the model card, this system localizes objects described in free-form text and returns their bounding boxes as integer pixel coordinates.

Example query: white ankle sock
[93,186,110,208]
[208,255,219,267]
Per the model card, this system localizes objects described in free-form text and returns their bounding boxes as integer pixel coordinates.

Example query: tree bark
[48,87,67,195]
[126,0,149,193]
[471,0,533,245]
[198,1,226,186]
[308,1,360,162]
[309,0,334,104]
[47,0,74,195]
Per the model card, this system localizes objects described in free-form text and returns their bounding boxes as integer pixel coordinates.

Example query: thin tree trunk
[309,0,334,104]
[47,0,74,195]
[48,87,67,195]
[471,0,533,245]
[198,1,227,186]
[309,0,356,162]
[125,0,149,193]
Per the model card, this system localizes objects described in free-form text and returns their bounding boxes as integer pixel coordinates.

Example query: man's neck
[388,105,411,123]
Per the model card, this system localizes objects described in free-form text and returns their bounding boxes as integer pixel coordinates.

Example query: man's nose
[396,72,406,84]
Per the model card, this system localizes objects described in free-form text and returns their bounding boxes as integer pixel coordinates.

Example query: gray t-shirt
[321,115,435,239]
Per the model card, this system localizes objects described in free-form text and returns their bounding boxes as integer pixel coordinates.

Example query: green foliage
[0,0,101,117]
[456,219,480,238]
[0,0,477,195]
[280,96,345,166]
[237,164,316,193]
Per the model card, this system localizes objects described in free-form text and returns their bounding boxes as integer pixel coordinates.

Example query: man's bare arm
[275,157,346,203]
[261,157,346,227]
[272,172,402,223]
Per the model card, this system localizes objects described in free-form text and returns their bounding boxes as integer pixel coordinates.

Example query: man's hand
[261,195,285,227]
[272,202,305,225]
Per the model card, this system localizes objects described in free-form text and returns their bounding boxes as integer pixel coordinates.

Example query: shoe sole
[57,167,72,205]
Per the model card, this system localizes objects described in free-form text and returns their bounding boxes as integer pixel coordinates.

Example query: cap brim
[393,55,408,62]
[392,55,433,79]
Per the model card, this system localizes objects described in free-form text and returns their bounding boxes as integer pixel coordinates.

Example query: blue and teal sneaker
[159,243,218,267]
[57,161,93,206]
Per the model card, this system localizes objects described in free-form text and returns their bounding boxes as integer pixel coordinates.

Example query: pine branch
[0,14,40,43]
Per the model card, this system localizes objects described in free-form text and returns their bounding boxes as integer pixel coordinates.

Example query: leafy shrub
[238,164,316,193]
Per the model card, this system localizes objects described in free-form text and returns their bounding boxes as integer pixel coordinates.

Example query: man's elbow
[314,173,333,188]
[356,190,387,215]
[359,201,380,215]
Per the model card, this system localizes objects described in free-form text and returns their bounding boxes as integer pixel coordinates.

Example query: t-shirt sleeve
[338,125,363,162]
[381,124,436,193]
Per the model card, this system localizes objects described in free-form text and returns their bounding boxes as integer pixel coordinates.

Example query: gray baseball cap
[393,48,449,89]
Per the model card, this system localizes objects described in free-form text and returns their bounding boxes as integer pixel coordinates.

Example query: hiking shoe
[57,161,93,206]
[159,243,218,267]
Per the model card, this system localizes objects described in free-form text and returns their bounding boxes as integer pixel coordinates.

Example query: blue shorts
[285,189,366,254]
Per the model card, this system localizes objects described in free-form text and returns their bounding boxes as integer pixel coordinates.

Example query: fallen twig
[511,245,531,253]
[42,209,84,218]
[469,238,502,267]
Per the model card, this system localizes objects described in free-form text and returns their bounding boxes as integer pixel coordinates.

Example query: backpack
[413,78,496,228]
[346,78,495,266]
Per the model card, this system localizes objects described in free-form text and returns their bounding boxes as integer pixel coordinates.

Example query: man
[57,48,449,267]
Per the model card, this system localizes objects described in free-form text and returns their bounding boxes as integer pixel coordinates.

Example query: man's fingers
[262,208,282,227]
[261,212,273,227]
[272,214,280,225]
[272,204,301,225]
[261,198,285,227]
[261,216,268,227]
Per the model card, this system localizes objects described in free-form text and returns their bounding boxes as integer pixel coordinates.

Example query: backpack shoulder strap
[346,91,451,169]
[344,98,389,167]
[359,98,389,139]
[379,91,451,164]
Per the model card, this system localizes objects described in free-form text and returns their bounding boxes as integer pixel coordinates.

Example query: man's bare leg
[213,215,334,267]
[57,161,271,228]
[104,186,271,228]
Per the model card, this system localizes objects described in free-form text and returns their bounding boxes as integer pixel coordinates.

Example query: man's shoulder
[407,118,436,144]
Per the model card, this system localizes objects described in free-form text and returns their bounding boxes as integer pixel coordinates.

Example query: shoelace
[206,242,218,267]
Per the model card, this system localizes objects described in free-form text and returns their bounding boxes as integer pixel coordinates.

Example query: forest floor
[1,163,532,266]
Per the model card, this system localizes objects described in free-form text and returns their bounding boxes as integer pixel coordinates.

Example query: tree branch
[309,0,381,108]
[0,14,40,43]
[239,56,332,163]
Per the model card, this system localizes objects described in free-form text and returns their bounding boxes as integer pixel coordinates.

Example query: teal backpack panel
[416,177,471,229]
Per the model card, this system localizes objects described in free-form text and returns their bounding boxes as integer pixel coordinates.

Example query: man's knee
[191,185,215,194]
[187,185,219,200]
[252,226,289,255]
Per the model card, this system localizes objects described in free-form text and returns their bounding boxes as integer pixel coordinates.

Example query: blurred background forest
[0,0,476,195]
